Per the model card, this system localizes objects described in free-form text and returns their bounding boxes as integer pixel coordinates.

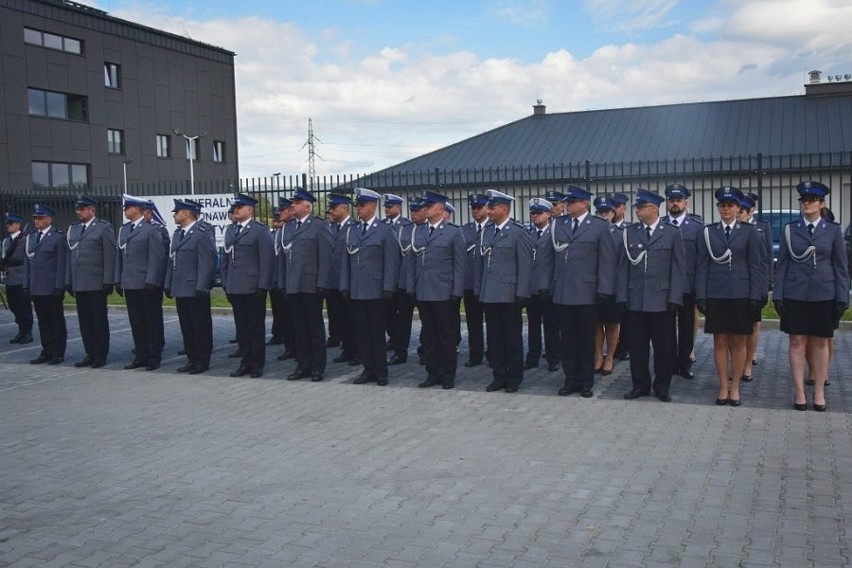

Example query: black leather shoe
[250,369,264,378]
[227,350,244,359]
[353,371,375,385]
[623,389,649,400]
[18,333,33,344]
[9,334,21,344]
[348,359,361,366]
[91,358,106,369]
[464,359,482,368]
[682,369,695,380]
[332,354,349,363]
[419,378,438,388]
[418,357,426,366]
[124,360,146,370]
[177,349,186,356]
[326,339,341,348]
[177,362,194,373]
[74,356,94,368]
[486,382,505,392]
[30,355,50,365]
[558,384,578,396]
[813,403,826,412]
[656,392,672,402]
[277,351,295,361]
[188,364,208,375]
[580,389,594,398]
[266,337,284,345]
[524,361,538,370]
[505,386,519,393]
[376,377,388,386]
[728,398,741,407]
[146,362,160,371]
[388,354,408,365]
[547,363,560,372]
[230,365,251,377]
[618,352,630,361]
[793,401,807,411]
[229,338,238,344]
[442,382,454,390]
[48,357,64,365]
[716,398,729,406]
[287,370,310,380]
[311,372,324,382]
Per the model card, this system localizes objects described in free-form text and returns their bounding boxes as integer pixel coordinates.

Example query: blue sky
[94,0,852,178]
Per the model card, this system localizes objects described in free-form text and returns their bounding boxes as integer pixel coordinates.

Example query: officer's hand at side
[667,302,680,312]
[696,299,707,315]
[382,290,393,301]
[515,296,529,307]
[195,290,209,298]
[538,289,551,301]
[256,288,268,300]
[102,284,114,296]
[164,288,173,299]
[341,290,350,301]
[760,294,769,308]
[749,299,761,314]
[616,301,627,310]
[317,287,328,299]
[596,293,612,304]
[144,284,161,293]
[451,295,462,303]
[115,284,124,297]
[773,300,785,318]
[53,288,64,298]
[65,284,75,297]
[834,302,847,321]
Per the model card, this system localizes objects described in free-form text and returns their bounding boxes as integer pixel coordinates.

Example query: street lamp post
[122,159,132,194]
[172,128,207,195]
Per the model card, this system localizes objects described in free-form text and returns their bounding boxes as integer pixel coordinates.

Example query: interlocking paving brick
[0,311,850,566]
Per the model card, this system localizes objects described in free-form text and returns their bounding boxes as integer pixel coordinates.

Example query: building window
[185,138,200,161]
[24,28,82,54]
[104,63,121,88]
[27,88,88,121]
[213,141,225,163]
[108,129,124,154]
[156,134,171,158]
[32,162,89,189]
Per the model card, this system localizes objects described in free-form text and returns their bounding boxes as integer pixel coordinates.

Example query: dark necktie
[537,229,543,239]
[725,225,731,239]
[296,220,302,230]
[429,226,435,237]
[36,231,43,243]
[807,223,814,236]
[476,224,482,238]
[646,226,652,239]
[671,219,678,227]
[494,226,500,237]
[572,218,579,235]
[179,228,186,241]
[235,224,242,237]
[361,222,368,235]
[336,223,342,233]
[129,223,135,234]
[80,223,86,234]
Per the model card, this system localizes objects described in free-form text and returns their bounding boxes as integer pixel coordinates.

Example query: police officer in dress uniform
[526,197,560,372]
[546,191,567,219]
[551,186,617,398]
[661,184,703,380]
[461,194,488,368]
[618,189,687,402]
[1,213,33,344]
[222,193,274,378]
[165,199,216,374]
[444,201,464,351]
[67,195,116,368]
[476,190,533,393]
[385,194,417,365]
[272,198,297,361]
[115,196,167,370]
[326,194,359,365]
[267,205,287,346]
[409,191,466,389]
[774,181,849,412]
[340,188,401,385]
[695,187,764,406]
[739,192,773,382]
[24,205,68,364]
[284,188,334,382]
[591,196,623,376]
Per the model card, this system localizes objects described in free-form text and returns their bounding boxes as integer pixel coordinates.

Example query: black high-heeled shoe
[813,403,827,412]
[793,401,807,411]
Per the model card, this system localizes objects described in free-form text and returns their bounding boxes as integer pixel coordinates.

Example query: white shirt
[645,219,661,235]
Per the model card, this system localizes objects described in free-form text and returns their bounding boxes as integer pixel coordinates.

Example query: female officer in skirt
[592,195,622,375]
[695,187,765,407]
[774,181,849,411]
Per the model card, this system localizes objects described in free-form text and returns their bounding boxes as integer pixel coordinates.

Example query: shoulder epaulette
[512,220,526,229]
[688,213,703,222]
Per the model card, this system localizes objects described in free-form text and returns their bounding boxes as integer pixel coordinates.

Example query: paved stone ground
[0,308,849,567]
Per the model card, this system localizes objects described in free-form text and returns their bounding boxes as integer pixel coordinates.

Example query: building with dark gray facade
[0,0,238,194]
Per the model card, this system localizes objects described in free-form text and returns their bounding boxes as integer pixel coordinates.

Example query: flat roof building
[0,0,239,194]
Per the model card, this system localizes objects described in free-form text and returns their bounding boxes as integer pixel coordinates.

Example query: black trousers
[672,293,696,373]
[125,288,164,365]
[270,288,296,353]
[350,298,388,380]
[557,303,599,390]
[289,292,326,374]
[230,292,266,370]
[75,290,109,360]
[526,295,560,366]
[627,310,675,395]
[419,299,458,385]
[6,284,33,334]
[176,295,213,367]
[328,290,357,359]
[32,294,66,359]
[463,289,484,363]
[387,288,415,358]
[483,302,524,389]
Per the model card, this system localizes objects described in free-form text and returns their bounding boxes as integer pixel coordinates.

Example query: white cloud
[102,1,852,178]
[585,0,681,32]
[490,0,549,27]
